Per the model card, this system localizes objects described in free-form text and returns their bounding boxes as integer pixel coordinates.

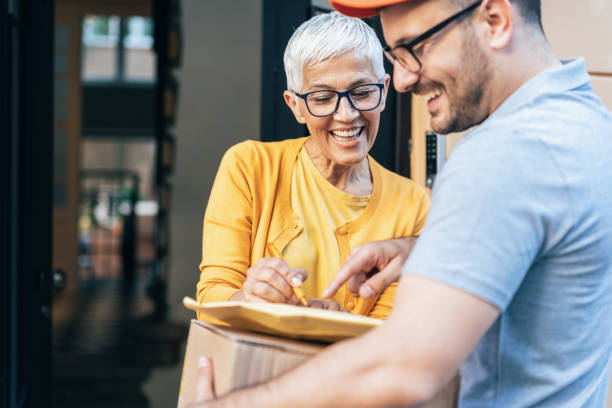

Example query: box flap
[192,319,324,354]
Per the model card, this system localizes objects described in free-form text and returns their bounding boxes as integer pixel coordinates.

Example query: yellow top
[284,147,370,306]
[197,137,430,319]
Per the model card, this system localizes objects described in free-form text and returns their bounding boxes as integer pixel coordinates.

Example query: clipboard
[183,297,382,342]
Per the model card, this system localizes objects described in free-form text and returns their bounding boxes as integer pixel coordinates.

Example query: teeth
[423,90,442,103]
[331,128,361,137]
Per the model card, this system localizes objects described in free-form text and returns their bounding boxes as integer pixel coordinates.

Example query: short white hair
[283,12,386,92]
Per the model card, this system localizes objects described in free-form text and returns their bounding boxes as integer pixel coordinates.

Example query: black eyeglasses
[383,0,482,73]
[294,83,384,117]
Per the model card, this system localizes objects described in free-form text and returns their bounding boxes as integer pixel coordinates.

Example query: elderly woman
[196,12,429,319]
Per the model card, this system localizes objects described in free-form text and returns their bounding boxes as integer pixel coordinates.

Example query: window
[81,15,156,83]
[123,17,155,81]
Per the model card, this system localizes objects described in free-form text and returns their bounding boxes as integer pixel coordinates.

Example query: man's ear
[379,73,392,112]
[479,0,513,50]
[283,90,306,124]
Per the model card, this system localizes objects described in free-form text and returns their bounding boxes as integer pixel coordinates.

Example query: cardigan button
[337,227,348,235]
[346,302,355,310]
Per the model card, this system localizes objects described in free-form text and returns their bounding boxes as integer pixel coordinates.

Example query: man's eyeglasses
[383,0,482,73]
[294,83,384,117]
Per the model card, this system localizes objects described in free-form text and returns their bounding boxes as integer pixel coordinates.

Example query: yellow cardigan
[197,137,430,319]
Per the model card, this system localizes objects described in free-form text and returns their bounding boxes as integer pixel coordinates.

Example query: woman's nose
[333,95,359,121]
[393,63,420,93]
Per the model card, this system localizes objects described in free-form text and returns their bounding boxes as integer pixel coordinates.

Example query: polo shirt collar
[489,57,590,122]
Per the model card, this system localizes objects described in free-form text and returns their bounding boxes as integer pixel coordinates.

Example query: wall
[542,0,612,111]
[167,0,262,323]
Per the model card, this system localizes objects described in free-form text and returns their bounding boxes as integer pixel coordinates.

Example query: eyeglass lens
[384,49,421,73]
[383,0,483,73]
[305,84,382,117]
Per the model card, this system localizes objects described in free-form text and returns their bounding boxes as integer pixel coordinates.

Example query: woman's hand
[230,257,307,304]
[308,298,348,312]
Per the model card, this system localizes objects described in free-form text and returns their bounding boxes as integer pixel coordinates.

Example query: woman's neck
[304,139,372,196]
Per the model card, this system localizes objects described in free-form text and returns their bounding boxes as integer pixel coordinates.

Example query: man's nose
[333,95,359,121]
[393,63,420,93]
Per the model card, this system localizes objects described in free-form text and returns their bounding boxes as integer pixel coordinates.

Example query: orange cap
[330,0,411,18]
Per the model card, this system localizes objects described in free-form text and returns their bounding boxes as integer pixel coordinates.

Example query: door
[1,0,55,406]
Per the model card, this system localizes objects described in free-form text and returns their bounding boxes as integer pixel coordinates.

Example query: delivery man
[190,0,612,406]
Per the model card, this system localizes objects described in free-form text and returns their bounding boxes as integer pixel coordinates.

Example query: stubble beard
[433,26,492,134]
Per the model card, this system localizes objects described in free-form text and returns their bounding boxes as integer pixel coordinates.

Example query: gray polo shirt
[403,58,612,407]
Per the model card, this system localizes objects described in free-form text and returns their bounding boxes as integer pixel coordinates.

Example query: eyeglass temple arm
[394,0,483,51]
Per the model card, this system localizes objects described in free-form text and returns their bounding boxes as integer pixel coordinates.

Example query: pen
[267,243,309,307]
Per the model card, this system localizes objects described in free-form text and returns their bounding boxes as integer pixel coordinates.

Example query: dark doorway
[1,0,186,407]
[50,1,186,407]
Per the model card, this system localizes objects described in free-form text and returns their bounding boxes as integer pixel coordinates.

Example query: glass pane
[123,16,156,82]
[81,138,156,200]
[79,138,157,280]
[81,15,120,81]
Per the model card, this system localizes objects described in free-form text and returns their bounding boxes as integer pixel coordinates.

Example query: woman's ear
[283,90,306,124]
[379,73,392,112]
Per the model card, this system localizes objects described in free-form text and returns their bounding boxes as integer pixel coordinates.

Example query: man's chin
[430,115,471,135]
[429,117,451,135]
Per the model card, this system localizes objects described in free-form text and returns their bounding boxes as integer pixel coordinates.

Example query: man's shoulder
[487,66,612,142]
[459,83,612,160]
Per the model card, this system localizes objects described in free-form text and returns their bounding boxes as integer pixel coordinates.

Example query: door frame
[1,0,54,406]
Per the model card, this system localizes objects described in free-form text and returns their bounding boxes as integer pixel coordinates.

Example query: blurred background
[1,0,611,407]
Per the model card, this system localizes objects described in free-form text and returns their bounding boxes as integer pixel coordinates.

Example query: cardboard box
[178,319,459,408]
[177,320,323,407]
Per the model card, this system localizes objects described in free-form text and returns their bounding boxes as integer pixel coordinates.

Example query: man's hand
[189,357,216,407]
[323,237,417,299]
[230,258,307,304]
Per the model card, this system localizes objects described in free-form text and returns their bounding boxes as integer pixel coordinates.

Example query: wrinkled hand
[307,298,348,312]
[189,357,216,407]
[231,257,307,305]
[322,237,418,300]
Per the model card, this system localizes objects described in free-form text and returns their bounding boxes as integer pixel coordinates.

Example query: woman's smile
[330,126,364,146]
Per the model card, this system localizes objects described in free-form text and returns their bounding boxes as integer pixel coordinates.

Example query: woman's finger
[308,298,347,312]
[252,267,295,300]
[244,278,289,303]
[257,258,308,287]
